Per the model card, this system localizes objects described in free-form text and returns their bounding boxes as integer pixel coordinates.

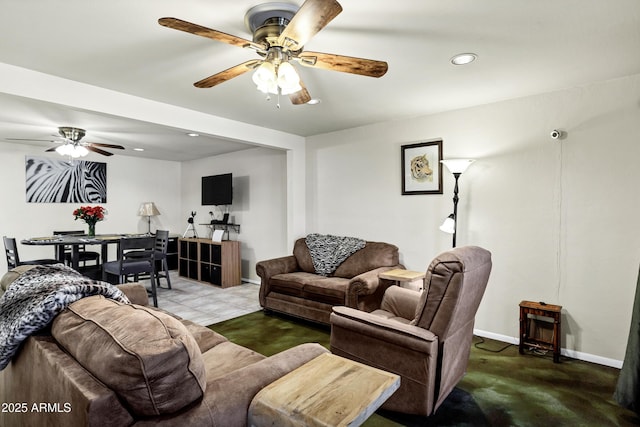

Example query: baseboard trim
[473,329,623,369]
[242,277,260,285]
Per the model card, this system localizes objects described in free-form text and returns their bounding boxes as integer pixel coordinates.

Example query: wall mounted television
[202,173,232,205]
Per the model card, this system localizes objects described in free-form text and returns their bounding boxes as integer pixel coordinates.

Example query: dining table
[21,233,150,271]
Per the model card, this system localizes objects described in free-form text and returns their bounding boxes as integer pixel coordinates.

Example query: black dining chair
[102,237,158,307]
[3,236,59,270]
[125,230,172,289]
[53,230,101,267]
[153,230,172,289]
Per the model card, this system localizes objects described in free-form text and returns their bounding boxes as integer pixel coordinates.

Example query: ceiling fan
[158,0,388,105]
[6,126,125,157]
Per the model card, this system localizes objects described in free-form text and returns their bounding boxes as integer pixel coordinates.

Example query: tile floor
[152,271,262,326]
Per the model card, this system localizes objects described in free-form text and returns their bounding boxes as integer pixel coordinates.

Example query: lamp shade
[277,62,302,95]
[252,61,278,94]
[138,202,160,217]
[441,159,475,174]
[439,214,456,234]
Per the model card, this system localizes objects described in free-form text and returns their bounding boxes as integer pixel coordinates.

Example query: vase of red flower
[73,205,106,237]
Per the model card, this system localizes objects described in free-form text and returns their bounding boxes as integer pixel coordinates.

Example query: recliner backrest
[411,246,492,340]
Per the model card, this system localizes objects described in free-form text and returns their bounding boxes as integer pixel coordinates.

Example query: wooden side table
[248,353,400,427]
[379,268,426,291]
[519,300,563,363]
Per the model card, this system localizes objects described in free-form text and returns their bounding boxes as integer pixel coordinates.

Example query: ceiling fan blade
[298,51,388,77]
[6,138,58,142]
[194,60,261,88]
[86,146,113,156]
[289,79,312,105]
[86,142,125,150]
[158,17,264,50]
[45,146,57,152]
[277,0,343,51]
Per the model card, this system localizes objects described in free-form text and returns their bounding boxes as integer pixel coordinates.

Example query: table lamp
[138,202,160,234]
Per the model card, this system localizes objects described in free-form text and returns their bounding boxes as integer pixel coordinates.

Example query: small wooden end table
[379,268,426,291]
[248,353,400,427]
[519,300,563,363]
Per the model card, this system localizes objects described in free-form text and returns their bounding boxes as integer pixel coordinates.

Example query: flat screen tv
[202,173,232,205]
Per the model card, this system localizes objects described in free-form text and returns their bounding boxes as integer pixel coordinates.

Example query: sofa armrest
[202,343,328,426]
[256,255,299,280]
[115,283,149,306]
[331,306,436,349]
[256,255,299,305]
[346,265,403,309]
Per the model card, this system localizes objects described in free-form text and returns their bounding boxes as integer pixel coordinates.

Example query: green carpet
[209,311,640,426]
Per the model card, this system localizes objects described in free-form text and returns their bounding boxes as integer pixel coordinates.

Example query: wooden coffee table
[248,353,400,427]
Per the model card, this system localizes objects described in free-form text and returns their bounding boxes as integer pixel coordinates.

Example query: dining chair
[125,230,172,289]
[153,230,172,289]
[102,237,158,307]
[3,236,59,270]
[52,230,100,267]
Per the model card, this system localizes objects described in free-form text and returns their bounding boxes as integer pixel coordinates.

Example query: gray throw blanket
[0,264,129,370]
[305,233,366,276]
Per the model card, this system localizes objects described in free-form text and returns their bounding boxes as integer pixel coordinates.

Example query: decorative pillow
[51,296,206,416]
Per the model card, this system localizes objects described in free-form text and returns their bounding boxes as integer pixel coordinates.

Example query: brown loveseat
[256,236,402,324]
[0,266,328,427]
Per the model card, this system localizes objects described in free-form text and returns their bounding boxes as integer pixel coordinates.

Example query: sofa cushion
[51,296,206,417]
[269,272,320,298]
[333,242,400,278]
[293,239,316,273]
[303,277,350,306]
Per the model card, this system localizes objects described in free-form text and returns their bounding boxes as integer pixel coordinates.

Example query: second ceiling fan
[159,0,388,105]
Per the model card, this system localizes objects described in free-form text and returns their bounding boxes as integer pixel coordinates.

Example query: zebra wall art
[25,156,107,203]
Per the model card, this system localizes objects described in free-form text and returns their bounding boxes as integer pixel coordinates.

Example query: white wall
[180,146,288,282]
[0,141,181,270]
[306,73,640,365]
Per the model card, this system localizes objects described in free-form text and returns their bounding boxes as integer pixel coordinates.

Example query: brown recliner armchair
[330,246,492,416]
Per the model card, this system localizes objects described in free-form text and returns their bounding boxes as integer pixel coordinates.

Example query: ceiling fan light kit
[55,143,89,158]
[158,0,388,106]
[6,126,128,158]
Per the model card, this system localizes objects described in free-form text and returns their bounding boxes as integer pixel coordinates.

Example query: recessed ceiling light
[134,148,144,152]
[307,99,321,105]
[450,53,477,66]
[187,132,200,137]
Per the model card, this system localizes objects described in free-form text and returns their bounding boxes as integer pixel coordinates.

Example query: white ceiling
[1,0,639,161]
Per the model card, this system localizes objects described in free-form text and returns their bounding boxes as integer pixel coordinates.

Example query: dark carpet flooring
[209,310,640,426]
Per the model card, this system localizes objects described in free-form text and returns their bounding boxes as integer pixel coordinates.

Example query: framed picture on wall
[401,140,443,195]
[25,156,107,203]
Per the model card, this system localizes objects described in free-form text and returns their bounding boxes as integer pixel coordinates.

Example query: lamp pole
[451,172,461,248]
[440,159,475,248]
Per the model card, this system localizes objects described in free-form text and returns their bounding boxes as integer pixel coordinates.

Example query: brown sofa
[0,266,328,427]
[256,237,402,324]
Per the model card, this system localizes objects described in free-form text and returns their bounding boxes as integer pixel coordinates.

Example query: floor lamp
[440,159,475,247]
